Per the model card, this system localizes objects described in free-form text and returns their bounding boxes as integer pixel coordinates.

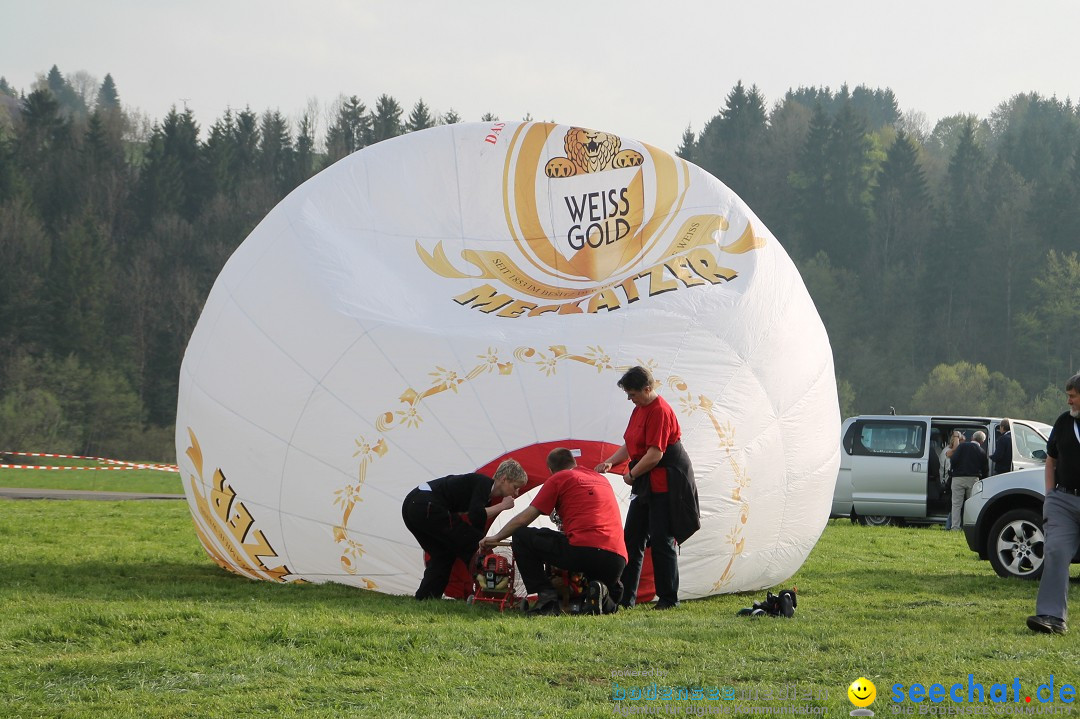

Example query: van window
[851,420,925,458]
[1014,423,1047,460]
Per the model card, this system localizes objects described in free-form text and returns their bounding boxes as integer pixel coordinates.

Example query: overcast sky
[5,0,1080,152]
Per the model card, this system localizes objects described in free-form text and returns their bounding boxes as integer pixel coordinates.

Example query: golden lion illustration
[544,127,644,178]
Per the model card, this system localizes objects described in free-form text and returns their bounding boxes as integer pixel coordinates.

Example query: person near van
[940,430,961,528]
[990,419,1013,475]
[402,459,527,600]
[1027,373,1080,635]
[946,430,988,530]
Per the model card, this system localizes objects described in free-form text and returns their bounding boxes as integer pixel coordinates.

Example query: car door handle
[912,462,923,472]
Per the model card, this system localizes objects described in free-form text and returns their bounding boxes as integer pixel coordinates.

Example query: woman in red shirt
[596,366,698,609]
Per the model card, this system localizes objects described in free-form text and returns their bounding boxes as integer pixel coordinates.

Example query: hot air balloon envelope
[176,122,840,597]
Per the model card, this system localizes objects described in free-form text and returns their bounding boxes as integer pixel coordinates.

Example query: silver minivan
[831,415,1050,526]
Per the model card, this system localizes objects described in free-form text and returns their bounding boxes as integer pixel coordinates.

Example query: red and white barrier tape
[0,451,179,473]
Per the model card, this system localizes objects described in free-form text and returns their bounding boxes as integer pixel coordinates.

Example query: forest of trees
[1,67,1078,460]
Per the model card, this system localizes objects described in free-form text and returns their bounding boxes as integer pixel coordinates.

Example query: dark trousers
[620,491,679,605]
[511,527,626,602]
[401,489,482,600]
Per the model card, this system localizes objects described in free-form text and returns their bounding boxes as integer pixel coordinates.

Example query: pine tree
[96,73,120,111]
[790,98,877,268]
[756,97,812,242]
[851,86,901,130]
[0,197,50,359]
[405,99,435,132]
[370,94,403,143]
[931,117,987,361]
[789,104,833,259]
[17,88,64,159]
[136,106,202,224]
[822,101,876,264]
[675,125,696,161]
[259,110,294,196]
[17,88,80,230]
[865,131,933,377]
[0,128,14,205]
[993,93,1080,186]
[440,108,462,125]
[294,113,316,184]
[232,108,261,186]
[944,119,985,234]
[1033,142,1080,256]
[786,86,836,116]
[81,110,128,228]
[872,130,930,276]
[979,156,1036,374]
[44,65,87,119]
[203,110,238,197]
[324,96,370,163]
[694,81,767,201]
[47,214,114,365]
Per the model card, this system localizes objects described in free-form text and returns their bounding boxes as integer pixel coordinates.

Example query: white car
[962,468,1080,580]
[831,415,1050,526]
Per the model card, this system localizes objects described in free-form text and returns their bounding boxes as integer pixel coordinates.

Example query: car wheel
[857,514,897,527]
[986,508,1044,580]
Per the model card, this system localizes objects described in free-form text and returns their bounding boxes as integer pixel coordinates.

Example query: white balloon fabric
[175,121,840,598]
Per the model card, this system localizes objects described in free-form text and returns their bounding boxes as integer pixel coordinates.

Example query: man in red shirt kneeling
[480,448,628,615]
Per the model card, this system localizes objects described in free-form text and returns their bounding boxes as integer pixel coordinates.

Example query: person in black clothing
[402,459,527,599]
[595,365,699,610]
[946,430,988,530]
[1027,373,1080,635]
[990,418,1013,475]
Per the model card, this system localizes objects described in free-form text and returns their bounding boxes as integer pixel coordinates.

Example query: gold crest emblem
[417,122,765,318]
[543,127,644,178]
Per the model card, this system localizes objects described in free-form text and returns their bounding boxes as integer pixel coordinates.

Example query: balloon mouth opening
[475,439,625,493]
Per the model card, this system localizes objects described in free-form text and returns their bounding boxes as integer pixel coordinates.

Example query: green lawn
[0,501,1076,719]
[0,457,182,494]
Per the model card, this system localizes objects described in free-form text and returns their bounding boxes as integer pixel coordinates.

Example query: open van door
[849,418,929,519]
[1010,421,1049,471]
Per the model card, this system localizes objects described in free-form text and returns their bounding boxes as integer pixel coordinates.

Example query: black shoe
[584,580,609,615]
[527,597,561,616]
[734,604,768,617]
[1027,615,1067,634]
[653,600,680,610]
[778,590,796,618]
[526,590,561,616]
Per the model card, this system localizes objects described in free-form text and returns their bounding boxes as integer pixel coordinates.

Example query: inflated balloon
[176,122,840,597]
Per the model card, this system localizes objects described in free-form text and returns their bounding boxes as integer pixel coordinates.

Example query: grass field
[0,498,1076,719]
[0,457,182,494]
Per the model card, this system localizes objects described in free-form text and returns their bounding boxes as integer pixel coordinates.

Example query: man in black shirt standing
[990,418,1013,476]
[402,459,527,600]
[1028,373,1080,635]
[946,430,988,530]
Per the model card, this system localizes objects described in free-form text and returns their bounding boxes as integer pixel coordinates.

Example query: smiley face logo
[848,677,877,708]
